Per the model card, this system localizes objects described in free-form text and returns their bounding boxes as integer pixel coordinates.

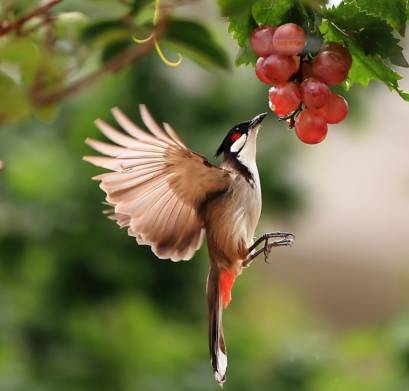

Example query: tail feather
[207,267,236,386]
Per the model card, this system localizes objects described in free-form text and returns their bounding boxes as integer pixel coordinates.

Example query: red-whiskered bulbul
[84,106,294,386]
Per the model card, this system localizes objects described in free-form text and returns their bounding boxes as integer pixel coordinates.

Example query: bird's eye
[231,132,242,142]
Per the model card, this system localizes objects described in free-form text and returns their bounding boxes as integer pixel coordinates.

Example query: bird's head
[215,112,267,166]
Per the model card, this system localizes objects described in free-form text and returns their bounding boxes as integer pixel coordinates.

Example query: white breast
[229,166,262,247]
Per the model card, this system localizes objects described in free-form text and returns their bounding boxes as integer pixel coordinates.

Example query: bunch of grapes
[251,23,351,144]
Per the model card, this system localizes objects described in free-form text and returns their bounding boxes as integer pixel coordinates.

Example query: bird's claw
[243,231,295,268]
[262,238,294,263]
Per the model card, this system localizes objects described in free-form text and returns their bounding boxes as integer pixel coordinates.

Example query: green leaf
[129,0,153,14]
[218,0,256,50]
[101,40,132,63]
[54,11,89,39]
[163,19,230,70]
[0,38,42,84]
[324,1,408,67]
[235,44,257,66]
[81,20,130,47]
[252,0,297,25]
[228,9,256,48]
[33,104,59,123]
[349,45,409,101]
[219,0,255,16]
[0,71,30,123]
[353,0,407,36]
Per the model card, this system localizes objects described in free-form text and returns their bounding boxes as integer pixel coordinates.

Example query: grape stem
[278,106,302,129]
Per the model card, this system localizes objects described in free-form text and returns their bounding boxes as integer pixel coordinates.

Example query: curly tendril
[132,0,183,67]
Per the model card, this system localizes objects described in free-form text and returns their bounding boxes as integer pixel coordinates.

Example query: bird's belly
[205,183,261,264]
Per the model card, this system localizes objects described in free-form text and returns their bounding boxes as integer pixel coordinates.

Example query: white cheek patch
[230,134,246,153]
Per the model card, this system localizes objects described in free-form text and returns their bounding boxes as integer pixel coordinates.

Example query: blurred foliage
[0,0,229,124]
[1,1,409,391]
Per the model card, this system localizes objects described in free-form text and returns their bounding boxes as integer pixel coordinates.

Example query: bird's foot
[262,238,294,262]
[242,232,295,268]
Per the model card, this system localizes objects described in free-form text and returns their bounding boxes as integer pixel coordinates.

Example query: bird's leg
[242,232,295,268]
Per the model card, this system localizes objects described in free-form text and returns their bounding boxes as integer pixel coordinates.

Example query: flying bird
[84,106,294,385]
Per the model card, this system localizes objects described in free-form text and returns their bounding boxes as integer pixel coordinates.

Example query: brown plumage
[85,106,230,261]
[84,106,290,386]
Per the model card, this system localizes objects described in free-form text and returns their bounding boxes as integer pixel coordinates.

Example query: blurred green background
[1,1,409,390]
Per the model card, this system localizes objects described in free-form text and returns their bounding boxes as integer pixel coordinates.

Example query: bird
[83,105,294,386]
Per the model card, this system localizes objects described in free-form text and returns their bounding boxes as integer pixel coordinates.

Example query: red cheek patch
[231,132,242,142]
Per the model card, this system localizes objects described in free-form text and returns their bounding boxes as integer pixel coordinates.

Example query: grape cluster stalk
[251,23,351,144]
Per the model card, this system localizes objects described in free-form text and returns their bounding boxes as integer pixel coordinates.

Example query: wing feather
[139,104,176,144]
[163,122,186,147]
[111,107,168,148]
[84,106,231,261]
[85,138,130,157]
[95,119,144,149]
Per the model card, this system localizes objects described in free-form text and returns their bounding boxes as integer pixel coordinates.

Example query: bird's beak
[249,112,267,129]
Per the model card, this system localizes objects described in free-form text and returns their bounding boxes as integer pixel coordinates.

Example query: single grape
[321,42,352,68]
[317,92,349,123]
[312,50,350,85]
[295,109,328,144]
[269,82,302,116]
[300,77,331,109]
[255,57,274,84]
[250,26,277,57]
[263,54,299,83]
[272,23,306,55]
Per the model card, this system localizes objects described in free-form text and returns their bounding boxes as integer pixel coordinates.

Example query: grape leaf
[252,0,297,25]
[218,0,255,48]
[219,0,254,17]
[235,44,257,66]
[325,1,408,67]
[353,0,407,36]
[349,45,409,101]
[218,0,256,66]
[228,9,256,48]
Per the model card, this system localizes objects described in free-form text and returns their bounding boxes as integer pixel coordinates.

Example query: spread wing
[84,105,231,261]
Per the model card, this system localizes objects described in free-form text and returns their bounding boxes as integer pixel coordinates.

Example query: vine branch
[0,0,62,37]
[30,17,168,107]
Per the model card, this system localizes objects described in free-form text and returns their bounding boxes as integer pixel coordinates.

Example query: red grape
[321,42,352,68]
[295,109,328,144]
[312,50,350,85]
[251,26,277,57]
[263,54,299,83]
[268,82,302,116]
[300,77,331,109]
[255,57,274,84]
[272,23,306,55]
[317,92,349,124]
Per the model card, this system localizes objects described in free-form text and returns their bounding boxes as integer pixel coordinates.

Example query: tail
[207,266,236,386]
